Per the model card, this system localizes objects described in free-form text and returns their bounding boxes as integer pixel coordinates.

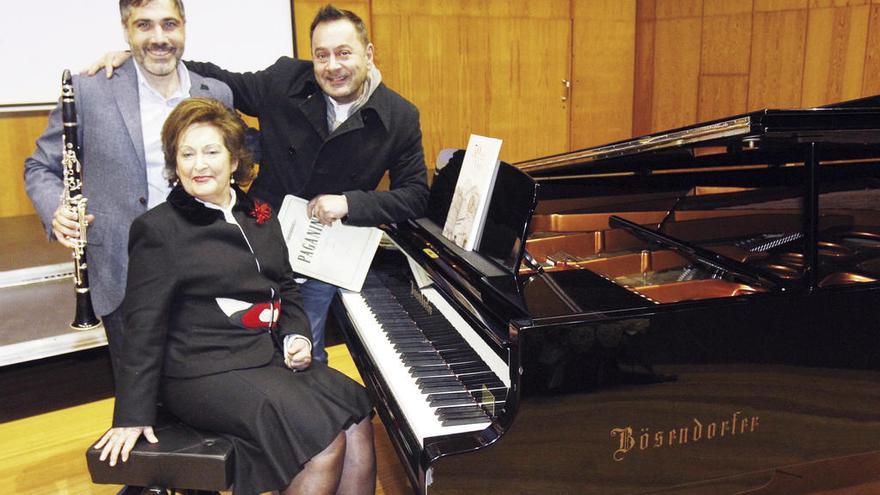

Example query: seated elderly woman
[95,97,375,495]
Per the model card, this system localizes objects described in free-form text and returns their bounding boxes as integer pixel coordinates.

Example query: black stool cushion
[86,415,233,491]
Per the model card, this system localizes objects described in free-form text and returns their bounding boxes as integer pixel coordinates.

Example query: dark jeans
[298,278,337,363]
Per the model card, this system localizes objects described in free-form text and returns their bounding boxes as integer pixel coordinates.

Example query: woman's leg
[283,432,346,495]
[336,417,376,495]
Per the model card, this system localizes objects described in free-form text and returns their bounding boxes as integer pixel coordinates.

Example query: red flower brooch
[249,200,271,225]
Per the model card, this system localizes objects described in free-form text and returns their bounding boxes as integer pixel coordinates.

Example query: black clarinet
[61,69,101,330]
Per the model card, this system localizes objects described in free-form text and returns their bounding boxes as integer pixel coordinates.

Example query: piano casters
[61,69,101,330]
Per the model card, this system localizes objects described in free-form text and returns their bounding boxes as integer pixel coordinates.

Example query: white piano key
[339,288,506,445]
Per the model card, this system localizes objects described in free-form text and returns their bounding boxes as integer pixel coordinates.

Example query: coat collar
[289,61,393,136]
[167,184,255,225]
[187,63,220,98]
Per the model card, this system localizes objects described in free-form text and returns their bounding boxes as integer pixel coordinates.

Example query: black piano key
[426,391,471,402]
[437,411,488,423]
[474,388,507,403]
[400,342,439,351]
[398,351,436,361]
[403,356,445,366]
[381,323,420,331]
[436,405,486,418]
[384,330,425,339]
[409,362,484,376]
[394,340,434,348]
[381,319,419,326]
[408,363,449,372]
[440,416,491,427]
[411,367,453,378]
[463,383,507,394]
[450,370,497,381]
[437,410,489,424]
[447,362,490,373]
[389,336,430,344]
[429,395,477,407]
[440,355,483,365]
[438,349,481,359]
[400,350,439,358]
[416,376,461,385]
[420,383,467,393]
[459,375,505,388]
[401,353,444,362]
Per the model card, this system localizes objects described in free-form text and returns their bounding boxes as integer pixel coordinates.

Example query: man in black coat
[186,6,429,227]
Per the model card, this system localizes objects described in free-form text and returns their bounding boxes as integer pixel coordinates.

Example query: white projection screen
[0,0,295,111]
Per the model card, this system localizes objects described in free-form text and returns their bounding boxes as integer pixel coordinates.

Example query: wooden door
[371,0,571,168]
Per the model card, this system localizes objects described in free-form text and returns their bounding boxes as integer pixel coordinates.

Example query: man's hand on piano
[94,425,157,467]
[284,336,313,370]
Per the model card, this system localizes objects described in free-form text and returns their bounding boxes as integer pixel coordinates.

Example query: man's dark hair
[310,4,369,48]
[119,0,186,24]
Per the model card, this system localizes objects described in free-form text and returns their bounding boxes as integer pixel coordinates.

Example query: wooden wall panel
[370,0,571,165]
[372,0,569,18]
[0,112,47,218]
[655,0,703,18]
[699,1,753,121]
[755,0,809,10]
[651,12,702,130]
[703,0,754,16]
[802,3,870,106]
[809,0,869,7]
[748,7,808,109]
[633,0,656,136]
[701,3,752,75]
[570,0,636,150]
[862,3,880,94]
[698,75,750,121]
[633,0,880,135]
[372,11,571,165]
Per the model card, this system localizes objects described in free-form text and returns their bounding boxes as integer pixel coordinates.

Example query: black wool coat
[186,57,429,226]
[113,186,310,427]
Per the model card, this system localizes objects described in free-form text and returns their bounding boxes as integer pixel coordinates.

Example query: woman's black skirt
[161,355,373,495]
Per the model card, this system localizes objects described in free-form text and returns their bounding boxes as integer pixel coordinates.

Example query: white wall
[0,0,294,111]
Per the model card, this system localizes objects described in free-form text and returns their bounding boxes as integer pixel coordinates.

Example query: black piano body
[333,101,880,494]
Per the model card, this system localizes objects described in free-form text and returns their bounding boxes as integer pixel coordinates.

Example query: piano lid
[516,96,880,178]
[395,99,880,328]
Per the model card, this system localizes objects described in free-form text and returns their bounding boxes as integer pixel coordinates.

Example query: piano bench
[85,416,233,494]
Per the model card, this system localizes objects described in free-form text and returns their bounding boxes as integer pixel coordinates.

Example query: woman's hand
[81,50,131,78]
[94,425,158,466]
[285,336,313,370]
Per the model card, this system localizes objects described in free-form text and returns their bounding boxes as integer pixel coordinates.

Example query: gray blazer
[24,58,233,317]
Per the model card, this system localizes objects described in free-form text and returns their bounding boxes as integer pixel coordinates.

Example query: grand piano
[332,99,880,494]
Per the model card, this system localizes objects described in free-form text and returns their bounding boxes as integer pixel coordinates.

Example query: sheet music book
[441,134,503,251]
[276,195,383,292]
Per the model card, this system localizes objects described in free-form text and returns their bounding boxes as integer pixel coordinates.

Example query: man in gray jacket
[24,0,232,379]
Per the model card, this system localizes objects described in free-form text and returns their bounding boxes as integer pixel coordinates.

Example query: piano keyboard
[339,273,510,445]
